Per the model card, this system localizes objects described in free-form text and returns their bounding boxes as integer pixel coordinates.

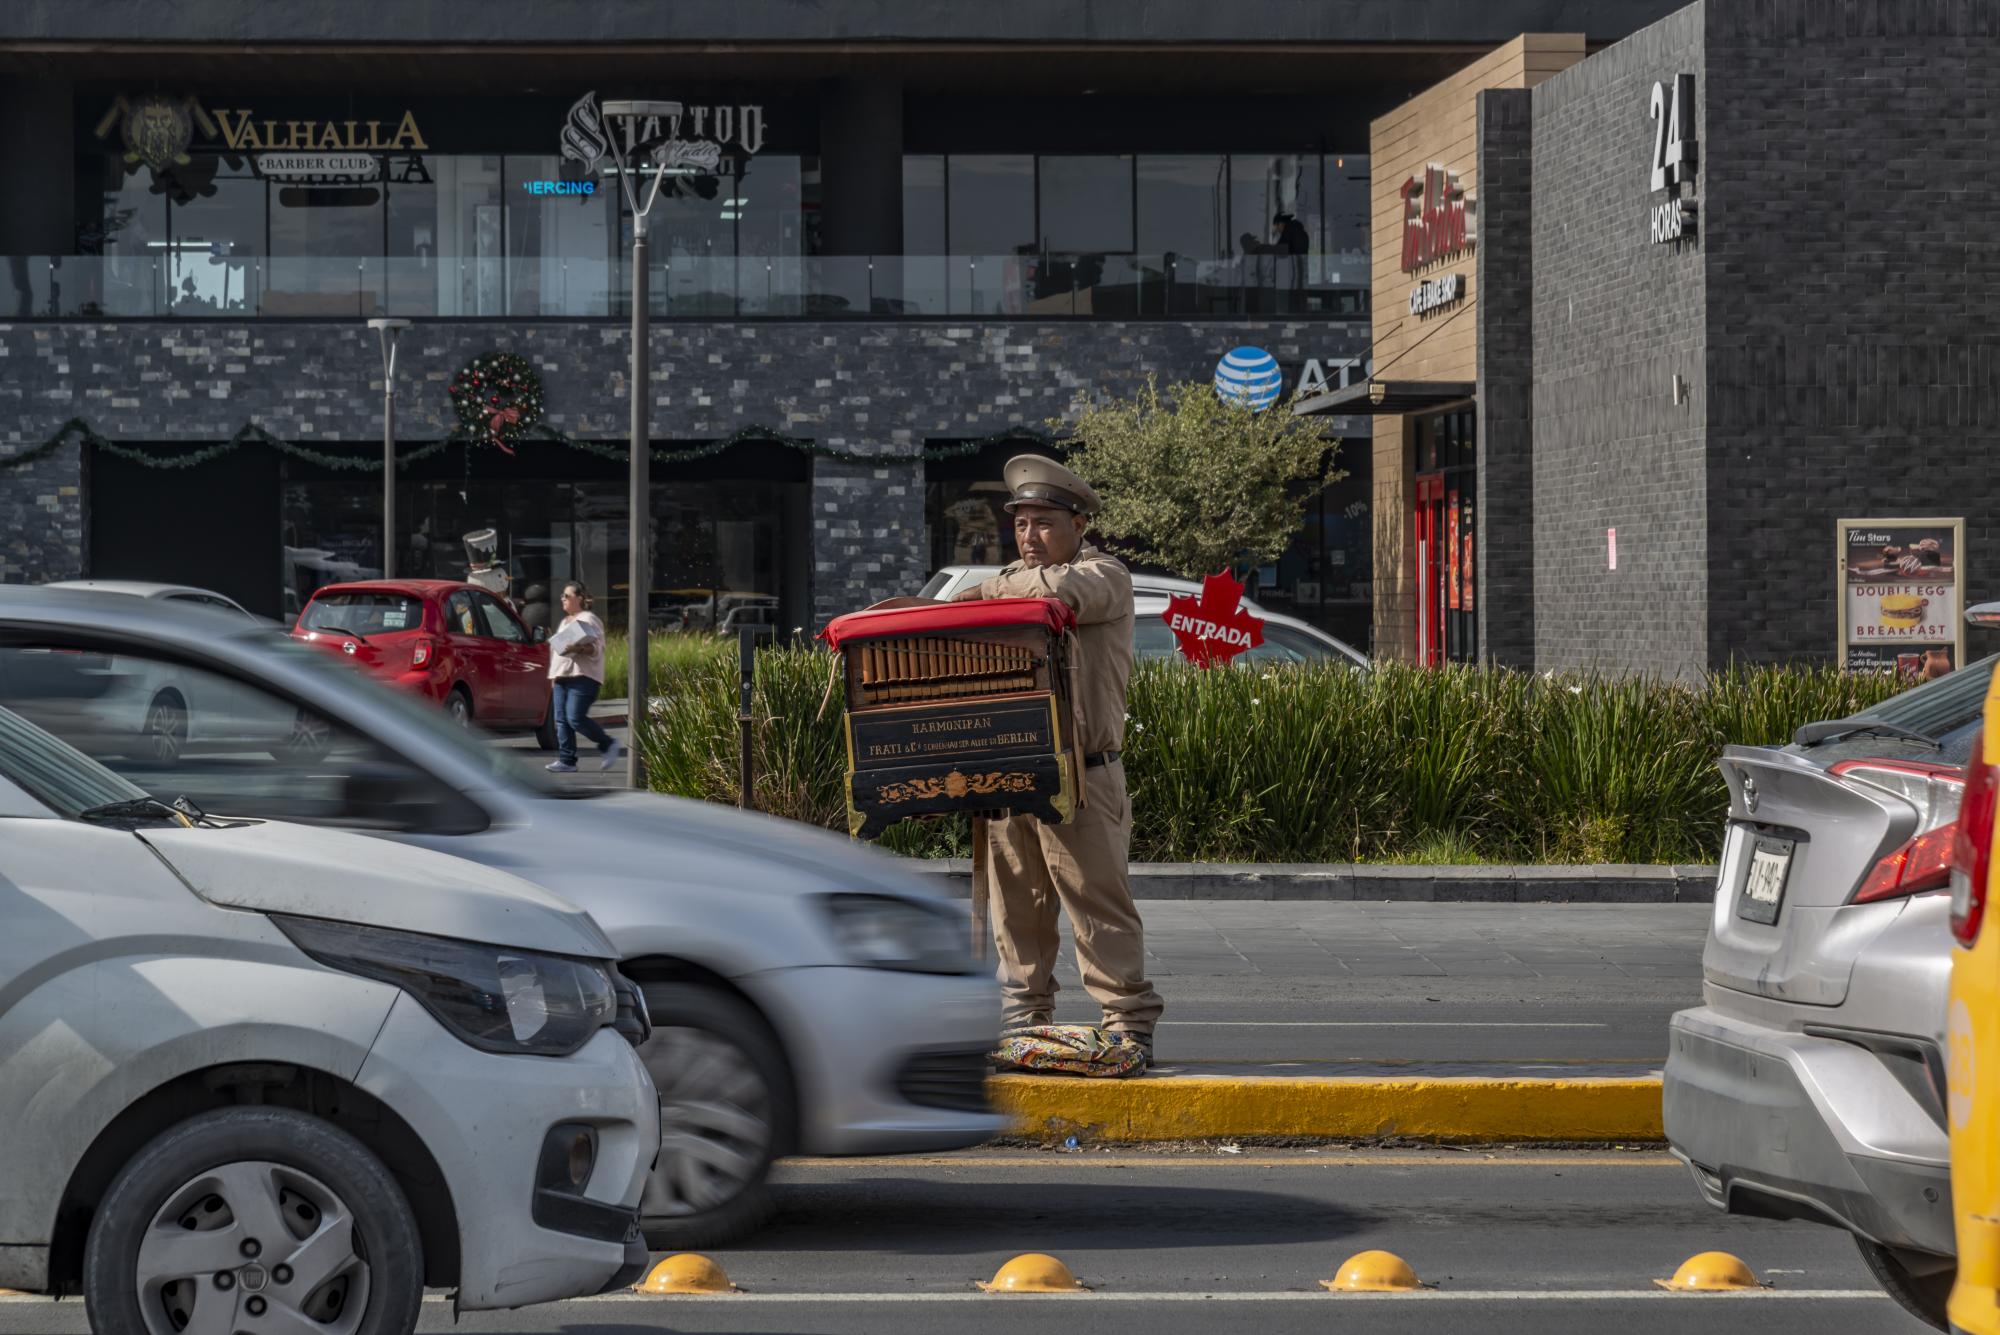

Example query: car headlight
[821,893,970,974]
[274,915,616,1057]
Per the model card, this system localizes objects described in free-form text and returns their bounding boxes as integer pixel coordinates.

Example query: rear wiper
[312,625,368,642]
[1793,719,1942,751]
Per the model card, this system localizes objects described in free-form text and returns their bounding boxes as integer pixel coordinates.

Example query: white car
[42,581,325,761]
[922,565,1368,668]
[0,588,1003,1253]
[0,681,657,1330]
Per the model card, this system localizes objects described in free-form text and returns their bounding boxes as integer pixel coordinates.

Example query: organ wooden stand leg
[971,815,990,961]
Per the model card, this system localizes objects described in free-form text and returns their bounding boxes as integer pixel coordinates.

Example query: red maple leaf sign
[1164,570,1263,668]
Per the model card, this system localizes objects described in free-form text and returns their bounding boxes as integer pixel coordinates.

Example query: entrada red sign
[1165,571,1264,668]
[1400,164,1474,271]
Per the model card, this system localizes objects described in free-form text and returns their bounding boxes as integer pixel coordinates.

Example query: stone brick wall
[0,318,1364,624]
[1529,1,1708,676]
[1475,88,1536,668]
[1702,0,2000,667]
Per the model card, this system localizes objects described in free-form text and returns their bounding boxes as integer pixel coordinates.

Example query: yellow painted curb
[988,1075,1663,1143]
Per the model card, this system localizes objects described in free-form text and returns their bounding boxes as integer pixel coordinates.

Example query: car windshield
[300,592,423,636]
[0,702,150,817]
[1795,652,2000,767]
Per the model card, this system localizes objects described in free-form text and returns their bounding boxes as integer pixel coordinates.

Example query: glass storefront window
[946,154,1035,258]
[1038,155,1133,254]
[166,159,265,316]
[506,153,615,317]
[268,174,384,317]
[389,153,503,317]
[902,154,946,257]
[1136,155,1227,262]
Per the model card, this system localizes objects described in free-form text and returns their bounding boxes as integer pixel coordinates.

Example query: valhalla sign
[1399,164,1476,271]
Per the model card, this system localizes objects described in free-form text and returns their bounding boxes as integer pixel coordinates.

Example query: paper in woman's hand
[549,620,601,656]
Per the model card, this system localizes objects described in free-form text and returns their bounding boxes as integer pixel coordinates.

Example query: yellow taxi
[1949,690,2000,1333]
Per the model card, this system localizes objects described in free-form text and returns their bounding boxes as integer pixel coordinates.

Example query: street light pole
[367,317,412,579]
[601,101,676,790]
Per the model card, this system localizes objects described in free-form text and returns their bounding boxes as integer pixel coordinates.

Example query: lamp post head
[367,317,412,333]
[600,100,681,120]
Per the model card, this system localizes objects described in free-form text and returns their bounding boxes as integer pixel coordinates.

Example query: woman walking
[546,581,626,773]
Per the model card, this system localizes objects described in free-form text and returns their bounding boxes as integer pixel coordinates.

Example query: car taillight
[1857,820,1958,902]
[1835,759,1964,905]
[411,637,433,668]
[1952,725,1997,947]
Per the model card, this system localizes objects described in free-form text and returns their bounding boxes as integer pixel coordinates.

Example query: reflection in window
[269,173,385,316]
[167,159,264,315]
[390,154,504,316]
[1038,156,1133,253]
[903,154,946,257]
[1137,155,1227,262]
[507,154,615,317]
[946,155,1034,257]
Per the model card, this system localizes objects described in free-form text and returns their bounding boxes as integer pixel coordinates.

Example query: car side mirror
[1969,601,2000,628]
[341,763,486,835]
[533,625,548,643]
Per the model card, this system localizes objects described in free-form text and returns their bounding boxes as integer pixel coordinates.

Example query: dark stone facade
[0,318,1364,625]
[1525,0,2000,673]
[1475,88,1536,669]
[1529,1,1708,676]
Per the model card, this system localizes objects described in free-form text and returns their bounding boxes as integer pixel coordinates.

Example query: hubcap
[145,702,186,763]
[448,696,470,726]
[639,1027,773,1219]
[285,710,332,759]
[135,1160,368,1335]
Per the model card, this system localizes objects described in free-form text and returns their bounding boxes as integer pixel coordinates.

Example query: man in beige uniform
[956,455,1165,1061]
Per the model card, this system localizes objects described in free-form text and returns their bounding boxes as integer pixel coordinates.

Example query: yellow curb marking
[785,1153,1678,1168]
[987,1075,1664,1143]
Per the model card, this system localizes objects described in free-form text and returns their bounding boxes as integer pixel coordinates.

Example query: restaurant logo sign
[1407,272,1464,317]
[1647,74,1698,244]
[1399,164,1474,272]
[560,92,767,178]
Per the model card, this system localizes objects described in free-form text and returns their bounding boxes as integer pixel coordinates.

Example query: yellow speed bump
[633,1253,740,1295]
[1320,1249,1423,1292]
[1654,1251,1762,1292]
[976,1253,1088,1293]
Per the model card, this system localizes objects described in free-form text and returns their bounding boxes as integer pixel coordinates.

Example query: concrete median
[989,1072,1664,1143]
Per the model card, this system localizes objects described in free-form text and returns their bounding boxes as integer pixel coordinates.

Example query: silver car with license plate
[1665,653,1996,1330]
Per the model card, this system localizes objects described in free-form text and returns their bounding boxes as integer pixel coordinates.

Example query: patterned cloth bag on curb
[990,1025,1145,1078]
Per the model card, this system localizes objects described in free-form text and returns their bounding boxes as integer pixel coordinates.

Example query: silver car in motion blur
[0,588,1003,1249]
[1665,655,1996,1331]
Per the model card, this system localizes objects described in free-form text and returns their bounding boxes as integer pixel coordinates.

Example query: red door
[441,589,504,718]
[1414,474,1446,667]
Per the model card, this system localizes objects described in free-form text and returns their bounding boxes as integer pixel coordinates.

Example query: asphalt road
[0,1150,1914,1335]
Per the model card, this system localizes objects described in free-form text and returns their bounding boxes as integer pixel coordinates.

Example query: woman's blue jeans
[552,677,614,763]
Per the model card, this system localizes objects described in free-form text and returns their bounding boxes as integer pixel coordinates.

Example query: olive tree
[1056,376,1340,580]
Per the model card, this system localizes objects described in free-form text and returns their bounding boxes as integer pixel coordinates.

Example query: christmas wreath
[449,352,544,454]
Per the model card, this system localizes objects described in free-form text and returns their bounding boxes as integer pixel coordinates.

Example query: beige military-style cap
[1002,454,1102,516]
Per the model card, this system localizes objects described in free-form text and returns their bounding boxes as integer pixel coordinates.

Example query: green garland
[0,418,1055,474]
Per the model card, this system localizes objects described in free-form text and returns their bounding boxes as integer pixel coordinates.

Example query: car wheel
[144,693,187,764]
[83,1106,423,1335]
[636,981,794,1250]
[445,688,473,728]
[1853,1236,1952,1331]
[273,707,334,763]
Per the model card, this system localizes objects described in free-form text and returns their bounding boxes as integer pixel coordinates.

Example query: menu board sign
[1839,517,1964,682]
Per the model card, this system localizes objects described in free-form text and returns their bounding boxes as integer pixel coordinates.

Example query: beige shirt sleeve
[977,550,1133,625]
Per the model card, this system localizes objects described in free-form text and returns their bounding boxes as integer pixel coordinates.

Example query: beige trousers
[986,761,1164,1035]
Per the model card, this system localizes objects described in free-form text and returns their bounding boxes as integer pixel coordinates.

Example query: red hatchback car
[291,580,556,748]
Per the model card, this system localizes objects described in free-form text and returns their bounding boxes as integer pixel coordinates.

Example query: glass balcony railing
[0,252,1371,321]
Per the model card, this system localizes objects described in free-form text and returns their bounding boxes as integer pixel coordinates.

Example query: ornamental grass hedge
[617,634,1902,865]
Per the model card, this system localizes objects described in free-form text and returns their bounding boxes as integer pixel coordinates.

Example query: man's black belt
[1083,751,1121,768]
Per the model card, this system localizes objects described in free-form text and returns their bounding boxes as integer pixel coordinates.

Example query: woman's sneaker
[601,740,627,771]
[546,759,577,773]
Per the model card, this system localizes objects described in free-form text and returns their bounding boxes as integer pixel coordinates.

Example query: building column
[817,78,904,258]
[811,452,927,628]
[1474,88,1535,668]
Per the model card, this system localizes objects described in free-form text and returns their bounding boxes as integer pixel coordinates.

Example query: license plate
[1737,836,1793,925]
